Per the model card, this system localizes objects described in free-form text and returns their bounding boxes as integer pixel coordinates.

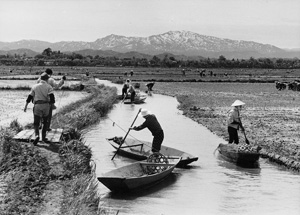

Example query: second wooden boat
[217,143,261,167]
[98,155,181,192]
[123,94,147,104]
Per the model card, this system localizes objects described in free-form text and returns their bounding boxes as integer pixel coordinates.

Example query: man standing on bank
[227,100,245,144]
[37,68,66,131]
[24,72,55,145]
[130,109,164,153]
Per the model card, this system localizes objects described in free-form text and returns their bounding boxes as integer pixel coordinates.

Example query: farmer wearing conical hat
[227,100,245,144]
[130,109,164,153]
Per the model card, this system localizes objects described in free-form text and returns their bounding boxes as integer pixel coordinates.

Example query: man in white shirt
[37,68,66,131]
[24,72,55,145]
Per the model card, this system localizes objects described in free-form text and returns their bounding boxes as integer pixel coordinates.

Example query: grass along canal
[0,83,118,215]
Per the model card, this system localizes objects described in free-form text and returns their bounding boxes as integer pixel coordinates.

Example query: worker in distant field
[145,82,155,93]
[37,68,66,131]
[130,109,164,153]
[122,79,130,99]
[227,100,245,144]
[24,72,55,145]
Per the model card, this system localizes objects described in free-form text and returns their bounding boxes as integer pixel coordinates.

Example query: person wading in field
[24,72,56,145]
[37,68,66,131]
[227,100,245,144]
[130,109,164,153]
[145,82,155,93]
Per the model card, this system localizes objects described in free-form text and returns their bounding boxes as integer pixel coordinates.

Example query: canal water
[84,80,300,215]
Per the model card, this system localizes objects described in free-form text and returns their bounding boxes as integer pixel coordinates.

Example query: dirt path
[35,144,64,215]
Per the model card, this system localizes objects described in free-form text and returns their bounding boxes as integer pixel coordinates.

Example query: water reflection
[216,153,261,170]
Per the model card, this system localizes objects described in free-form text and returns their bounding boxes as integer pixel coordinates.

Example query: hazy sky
[1,0,300,49]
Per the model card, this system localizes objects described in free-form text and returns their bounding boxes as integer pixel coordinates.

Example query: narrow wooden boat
[107,137,198,167]
[98,156,181,192]
[118,94,130,100]
[123,94,147,104]
[217,143,261,167]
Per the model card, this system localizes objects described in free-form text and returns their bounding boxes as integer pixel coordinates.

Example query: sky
[0,0,300,49]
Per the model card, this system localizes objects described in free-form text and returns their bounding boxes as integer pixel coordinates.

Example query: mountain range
[1,30,299,59]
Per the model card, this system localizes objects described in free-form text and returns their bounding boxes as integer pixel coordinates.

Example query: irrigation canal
[83,79,300,215]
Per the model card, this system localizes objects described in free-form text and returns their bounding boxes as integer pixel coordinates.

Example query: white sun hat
[231,100,245,107]
[140,109,152,117]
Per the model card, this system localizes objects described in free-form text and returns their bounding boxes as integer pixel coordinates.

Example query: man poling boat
[227,99,249,145]
[111,108,142,160]
[130,109,164,153]
[218,99,262,167]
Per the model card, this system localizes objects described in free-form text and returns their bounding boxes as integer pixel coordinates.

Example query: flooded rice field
[0,80,86,128]
[83,80,300,215]
[1,79,299,215]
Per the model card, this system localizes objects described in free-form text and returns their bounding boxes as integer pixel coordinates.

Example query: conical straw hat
[231,100,245,107]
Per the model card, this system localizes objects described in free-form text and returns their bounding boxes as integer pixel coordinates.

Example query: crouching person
[24,72,55,145]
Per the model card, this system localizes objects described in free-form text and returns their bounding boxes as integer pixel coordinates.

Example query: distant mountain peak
[0,30,298,59]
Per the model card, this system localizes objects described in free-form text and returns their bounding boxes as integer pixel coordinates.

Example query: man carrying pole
[111,108,141,160]
[130,109,164,153]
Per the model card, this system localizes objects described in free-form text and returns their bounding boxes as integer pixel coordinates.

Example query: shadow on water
[176,164,200,170]
[105,173,179,200]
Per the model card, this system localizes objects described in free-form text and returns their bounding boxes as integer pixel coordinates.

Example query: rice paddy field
[153,81,300,167]
[1,65,300,168]
[0,65,299,214]
[1,65,300,83]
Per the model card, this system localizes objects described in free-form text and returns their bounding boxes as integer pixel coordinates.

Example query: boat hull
[98,158,180,191]
[107,137,198,167]
[218,143,260,167]
[123,95,147,104]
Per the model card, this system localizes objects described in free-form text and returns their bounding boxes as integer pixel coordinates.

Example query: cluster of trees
[1,48,300,69]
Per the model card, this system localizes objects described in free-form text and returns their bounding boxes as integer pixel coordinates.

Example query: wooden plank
[46,128,63,143]
[13,129,35,141]
[13,128,63,143]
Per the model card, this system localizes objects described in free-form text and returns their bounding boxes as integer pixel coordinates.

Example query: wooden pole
[111,108,141,160]
[238,109,250,144]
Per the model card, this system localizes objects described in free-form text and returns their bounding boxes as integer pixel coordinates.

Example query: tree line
[1,48,300,69]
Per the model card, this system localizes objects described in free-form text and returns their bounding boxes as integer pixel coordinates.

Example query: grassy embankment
[0,83,118,214]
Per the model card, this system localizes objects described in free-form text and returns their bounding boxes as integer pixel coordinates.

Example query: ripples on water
[84,80,300,215]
